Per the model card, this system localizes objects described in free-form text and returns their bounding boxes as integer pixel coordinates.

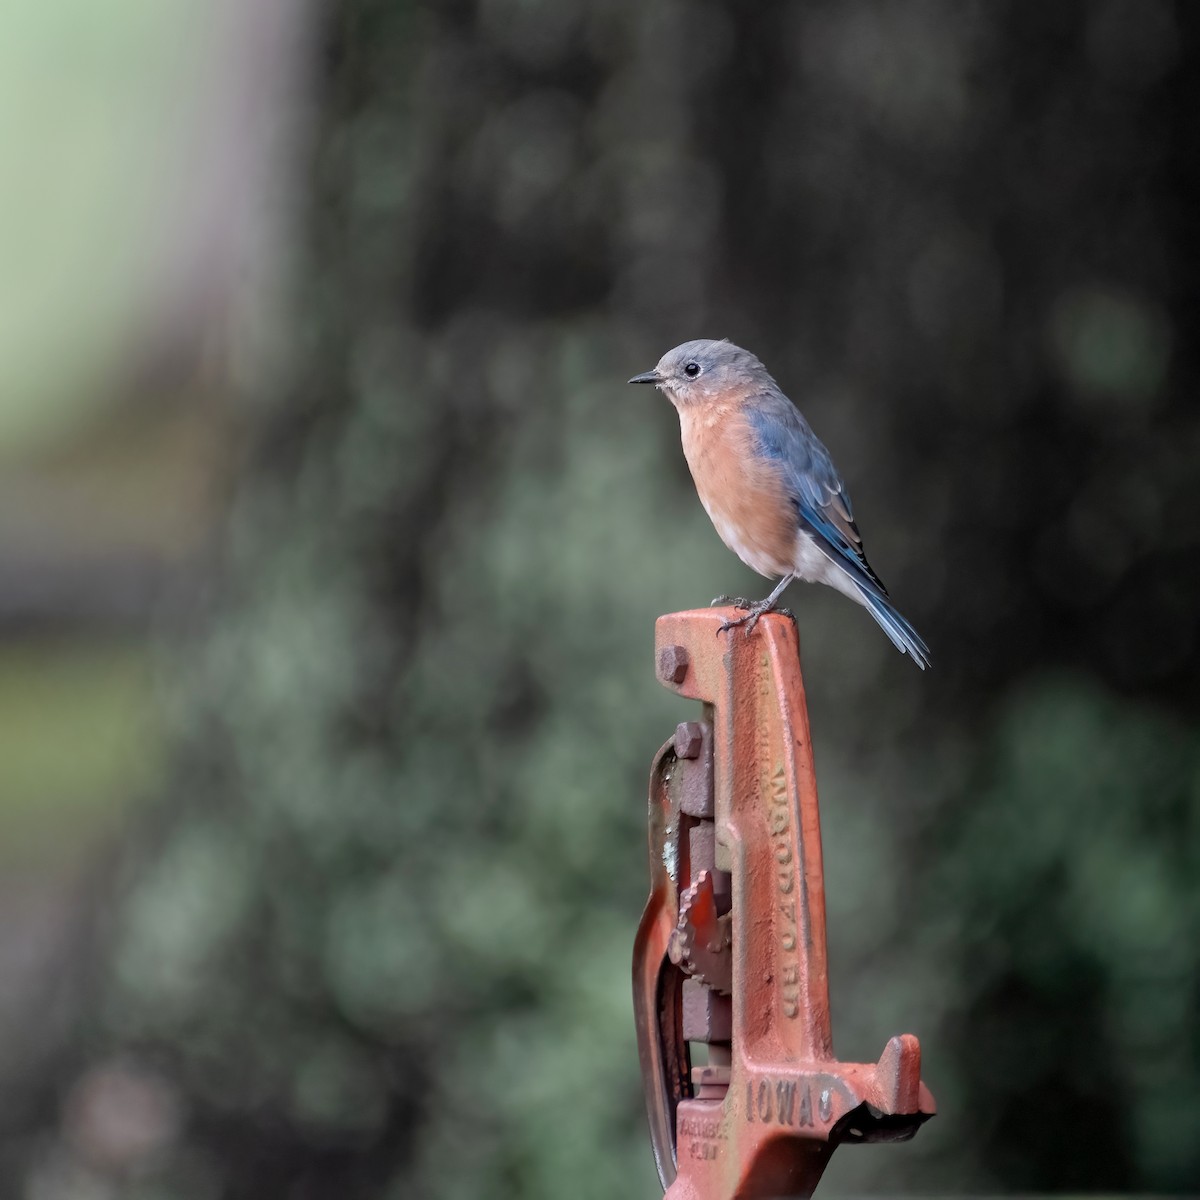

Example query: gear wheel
[667,870,732,993]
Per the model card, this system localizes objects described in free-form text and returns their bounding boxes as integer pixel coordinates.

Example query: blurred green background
[0,0,1197,1196]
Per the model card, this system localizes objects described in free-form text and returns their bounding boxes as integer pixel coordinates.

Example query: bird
[629,339,929,668]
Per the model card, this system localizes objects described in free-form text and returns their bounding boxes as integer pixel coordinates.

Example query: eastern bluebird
[629,339,929,669]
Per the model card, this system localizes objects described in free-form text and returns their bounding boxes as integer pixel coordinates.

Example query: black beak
[628,370,662,385]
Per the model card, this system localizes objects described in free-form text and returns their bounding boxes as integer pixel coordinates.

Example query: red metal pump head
[632,609,935,1199]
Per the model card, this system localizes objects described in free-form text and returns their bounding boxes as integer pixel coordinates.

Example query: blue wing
[747,390,930,668]
[747,390,889,599]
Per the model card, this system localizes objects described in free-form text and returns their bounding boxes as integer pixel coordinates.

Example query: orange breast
[678,404,798,579]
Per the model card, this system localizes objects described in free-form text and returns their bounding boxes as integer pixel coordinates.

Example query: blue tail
[860,590,930,670]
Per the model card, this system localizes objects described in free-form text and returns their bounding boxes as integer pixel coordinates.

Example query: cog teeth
[668,871,733,994]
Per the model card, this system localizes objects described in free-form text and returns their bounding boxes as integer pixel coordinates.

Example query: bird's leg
[718,574,794,636]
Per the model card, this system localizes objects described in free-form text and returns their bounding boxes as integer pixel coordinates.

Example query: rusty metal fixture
[632,608,935,1199]
[674,721,705,759]
[682,979,732,1042]
[668,871,733,994]
[657,644,691,685]
[675,721,714,819]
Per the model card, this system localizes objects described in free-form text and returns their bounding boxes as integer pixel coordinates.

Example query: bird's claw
[718,610,763,637]
[715,603,797,638]
[710,595,754,610]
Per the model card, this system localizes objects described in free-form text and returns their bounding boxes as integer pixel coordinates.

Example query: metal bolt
[674,721,703,759]
[682,979,733,1042]
[656,644,689,685]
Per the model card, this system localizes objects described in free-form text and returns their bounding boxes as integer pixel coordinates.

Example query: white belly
[699,494,868,609]
[791,531,869,606]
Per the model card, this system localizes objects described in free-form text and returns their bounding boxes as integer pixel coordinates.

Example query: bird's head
[628,339,772,408]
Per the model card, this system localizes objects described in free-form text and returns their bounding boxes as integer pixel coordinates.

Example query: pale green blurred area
[0,0,220,452]
[0,0,215,867]
[0,1,294,1183]
[0,641,159,866]
[0,0,289,869]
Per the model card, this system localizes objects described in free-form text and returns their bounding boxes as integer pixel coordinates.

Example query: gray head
[628,339,774,407]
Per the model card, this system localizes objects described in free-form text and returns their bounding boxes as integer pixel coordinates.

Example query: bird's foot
[709,594,754,610]
[717,598,793,637]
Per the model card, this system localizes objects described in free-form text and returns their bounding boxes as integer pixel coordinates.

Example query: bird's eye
[684,362,700,378]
